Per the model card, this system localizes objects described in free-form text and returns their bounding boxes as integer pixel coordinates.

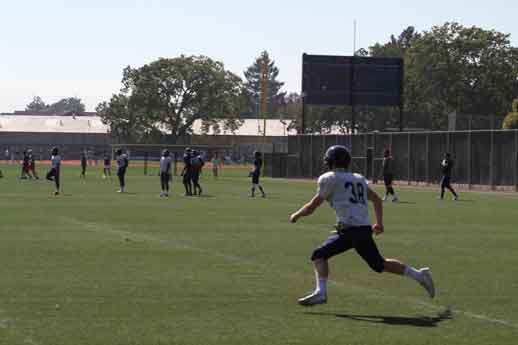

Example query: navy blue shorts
[252,171,260,184]
[311,226,385,273]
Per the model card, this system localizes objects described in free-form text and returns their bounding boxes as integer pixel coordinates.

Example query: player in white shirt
[45,147,62,195]
[289,145,435,306]
[159,149,173,197]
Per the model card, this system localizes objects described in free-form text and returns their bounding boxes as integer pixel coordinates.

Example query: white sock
[316,277,327,295]
[404,266,422,282]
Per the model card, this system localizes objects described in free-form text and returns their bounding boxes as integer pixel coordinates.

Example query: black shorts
[117,167,126,177]
[183,171,192,183]
[192,171,200,184]
[441,175,451,188]
[252,171,260,185]
[311,226,385,273]
[383,174,393,186]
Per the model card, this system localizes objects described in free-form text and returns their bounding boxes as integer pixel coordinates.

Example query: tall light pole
[260,59,268,137]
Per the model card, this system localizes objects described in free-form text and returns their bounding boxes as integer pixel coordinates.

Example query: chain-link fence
[272,130,518,191]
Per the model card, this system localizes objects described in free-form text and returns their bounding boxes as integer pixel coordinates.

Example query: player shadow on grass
[304,310,452,328]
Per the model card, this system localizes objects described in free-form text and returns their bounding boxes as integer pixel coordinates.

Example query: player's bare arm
[367,187,384,235]
[289,194,324,223]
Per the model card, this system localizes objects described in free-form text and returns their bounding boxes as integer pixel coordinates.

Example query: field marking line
[61,216,518,331]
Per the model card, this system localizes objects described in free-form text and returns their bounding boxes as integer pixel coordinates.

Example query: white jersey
[117,153,128,169]
[160,156,172,174]
[317,170,371,227]
[51,155,62,169]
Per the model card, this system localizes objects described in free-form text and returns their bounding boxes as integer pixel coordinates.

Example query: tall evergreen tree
[243,51,285,117]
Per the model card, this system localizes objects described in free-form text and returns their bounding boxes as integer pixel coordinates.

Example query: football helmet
[323,145,351,169]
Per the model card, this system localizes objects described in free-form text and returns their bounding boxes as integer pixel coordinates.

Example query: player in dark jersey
[191,150,204,196]
[181,148,193,196]
[382,148,398,202]
[440,153,458,200]
[115,148,129,193]
[102,152,112,180]
[20,150,30,179]
[27,149,39,179]
[250,151,266,198]
[80,150,87,179]
[46,147,62,196]
[289,145,435,306]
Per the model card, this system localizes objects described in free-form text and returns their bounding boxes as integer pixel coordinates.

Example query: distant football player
[191,150,204,196]
[440,152,458,200]
[80,150,88,179]
[115,148,129,193]
[27,149,39,179]
[181,148,193,196]
[20,150,30,179]
[46,147,62,196]
[160,149,173,197]
[211,154,221,179]
[102,152,112,180]
[250,151,266,198]
[382,148,398,202]
[289,145,435,306]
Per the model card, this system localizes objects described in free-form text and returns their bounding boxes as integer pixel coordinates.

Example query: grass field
[0,163,517,345]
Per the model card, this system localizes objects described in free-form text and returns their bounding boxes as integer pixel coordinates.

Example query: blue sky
[1,0,517,112]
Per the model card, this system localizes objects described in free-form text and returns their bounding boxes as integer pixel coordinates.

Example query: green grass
[0,163,517,345]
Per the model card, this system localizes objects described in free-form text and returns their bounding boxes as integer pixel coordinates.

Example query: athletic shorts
[252,171,260,185]
[311,226,385,273]
[117,167,126,177]
[192,172,200,184]
[441,175,451,188]
[183,172,192,183]
[383,174,393,186]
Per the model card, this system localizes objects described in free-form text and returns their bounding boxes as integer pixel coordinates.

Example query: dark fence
[268,130,518,191]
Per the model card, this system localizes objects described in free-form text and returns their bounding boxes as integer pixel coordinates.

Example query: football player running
[46,147,62,196]
[159,149,173,197]
[289,145,435,306]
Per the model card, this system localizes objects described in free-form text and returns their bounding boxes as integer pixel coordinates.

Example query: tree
[96,94,150,142]
[502,99,518,129]
[369,26,421,58]
[98,55,245,142]
[243,51,286,117]
[48,97,85,114]
[405,23,518,129]
[25,96,86,114]
[25,96,48,112]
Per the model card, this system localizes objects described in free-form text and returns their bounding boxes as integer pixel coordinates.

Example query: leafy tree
[502,99,518,129]
[96,94,151,142]
[25,96,48,112]
[243,51,286,117]
[25,96,49,112]
[25,96,85,114]
[369,26,421,58]
[405,22,518,129]
[98,55,245,142]
[48,97,85,114]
